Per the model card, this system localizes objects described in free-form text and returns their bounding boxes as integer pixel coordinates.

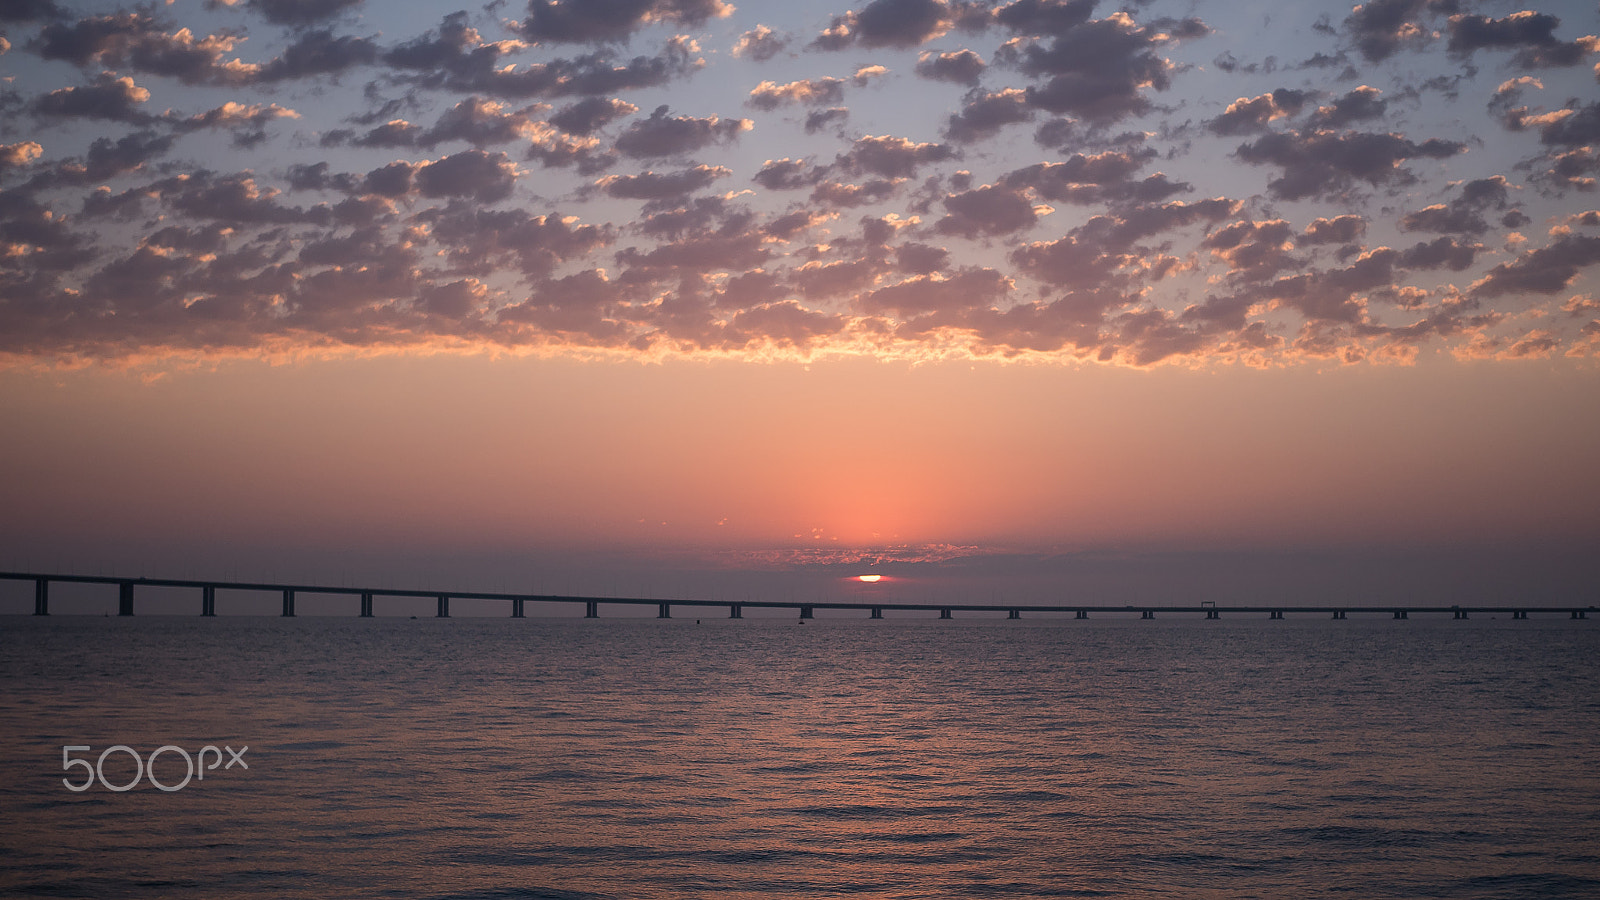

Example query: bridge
[2,571,1593,621]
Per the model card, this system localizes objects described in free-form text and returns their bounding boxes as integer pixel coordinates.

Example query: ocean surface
[2,614,1598,899]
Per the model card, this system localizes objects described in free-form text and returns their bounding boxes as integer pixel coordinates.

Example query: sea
[2,614,1598,899]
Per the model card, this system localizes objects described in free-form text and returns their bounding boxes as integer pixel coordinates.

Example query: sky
[2,0,1599,609]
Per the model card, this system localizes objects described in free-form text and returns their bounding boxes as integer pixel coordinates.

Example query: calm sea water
[2,615,1598,899]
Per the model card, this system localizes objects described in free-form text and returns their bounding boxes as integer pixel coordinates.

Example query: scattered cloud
[0,0,1596,369]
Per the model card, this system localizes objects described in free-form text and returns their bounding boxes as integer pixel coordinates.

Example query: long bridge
[2,571,1593,621]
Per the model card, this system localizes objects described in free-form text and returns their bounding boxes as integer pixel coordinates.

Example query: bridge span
[3,571,1593,621]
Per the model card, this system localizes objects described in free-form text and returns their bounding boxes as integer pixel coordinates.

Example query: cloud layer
[1,0,1598,367]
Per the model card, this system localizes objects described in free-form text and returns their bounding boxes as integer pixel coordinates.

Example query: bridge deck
[3,571,1593,620]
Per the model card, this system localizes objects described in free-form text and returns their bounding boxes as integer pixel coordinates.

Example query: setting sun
[858,575,882,583]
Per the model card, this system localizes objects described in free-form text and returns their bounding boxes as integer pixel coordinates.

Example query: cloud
[238,0,364,28]
[1003,11,1206,124]
[1308,86,1387,130]
[74,131,177,181]
[943,89,1033,143]
[595,165,731,201]
[1300,215,1366,245]
[813,0,953,50]
[1448,11,1600,68]
[1234,129,1464,201]
[412,150,518,202]
[31,12,255,85]
[804,108,850,135]
[0,0,60,21]
[916,49,985,84]
[0,142,45,174]
[831,135,955,179]
[748,78,847,110]
[549,97,638,135]
[859,268,1011,315]
[1399,176,1514,235]
[422,206,612,278]
[993,0,1096,38]
[614,106,752,158]
[935,183,1047,237]
[1,0,1594,367]
[1473,233,1600,299]
[31,74,154,123]
[414,97,544,147]
[520,0,733,44]
[384,18,703,99]
[732,25,787,61]
[1206,89,1312,136]
[1342,0,1453,63]
[752,158,819,191]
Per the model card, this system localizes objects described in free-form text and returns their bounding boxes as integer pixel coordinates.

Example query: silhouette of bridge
[4,571,1593,621]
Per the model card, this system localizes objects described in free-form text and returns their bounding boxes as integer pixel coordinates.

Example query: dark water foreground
[2,616,1598,899]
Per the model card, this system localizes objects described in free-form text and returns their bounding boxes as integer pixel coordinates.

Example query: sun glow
[857,574,882,582]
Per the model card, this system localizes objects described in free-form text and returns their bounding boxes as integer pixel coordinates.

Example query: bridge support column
[1572,609,1587,619]
[436,595,450,618]
[1141,610,1154,619]
[870,607,883,619]
[800,606,813,619]
[511,598,523,618]
[119,581,135,616]
[1453,609,1468,619]
[1513,609,1527,619]
[1270,610,1284,620]
[1393,609,1408,619]
[1075,610,1088,619]
[586,600,599,618]
[1205,609,1219,619]
[202,585,216,617]
[658,602,670,619]
[281,588,295,617]
[728,604,741,619]
[1008,609,1020,620]
[1332,610,1346,619]
[939,608,952,620]
[34,578,48,616]
[361,592,374,617]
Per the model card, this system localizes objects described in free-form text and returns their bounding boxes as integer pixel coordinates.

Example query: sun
[857,574,882,583]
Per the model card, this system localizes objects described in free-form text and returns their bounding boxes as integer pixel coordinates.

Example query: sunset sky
[2,0,1598,608]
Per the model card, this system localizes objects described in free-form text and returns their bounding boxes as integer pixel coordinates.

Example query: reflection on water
[2,617,1598,899]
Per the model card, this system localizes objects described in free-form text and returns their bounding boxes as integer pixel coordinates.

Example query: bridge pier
[658,602,670,619]
[1075,610,1088,619]
[1572,609,1588,620]
[939,608,952,620]
[1141,610,1154,619]
[202,585,216,617]
[1393,609,1408,619]
[729,603,742,619]
[586,601,599,618]
[361,592,374,617]
[1333,610,1346,619]
[870,607,882,619]
[281,588,295,617]
[1513,609,1527,619]
[800,606,813,619]
[1453,608,1468,619]
[1205,609,1219,619]
[34,578,48,616]
[511,598,523,618]
[436,594,450,618]
[1270,610,1284,619]
[1008,609,1020,620]
[119,581,134,616]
